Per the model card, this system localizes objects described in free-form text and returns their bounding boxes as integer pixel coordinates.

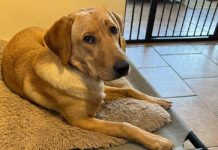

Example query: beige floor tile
[169,96,218,149]
[127,44,152,47]
[151,42,189,46]
[183,140,198,150]
[209,147,218,150]
[153,44,201,55]
[191,45,218,64]
[163,54,218,79]
[127,43,155,47]
[126,46,168,68]
[191,44,218,51]
[185,77,218,116]
[189,41,218,45]
[138,67,195,98]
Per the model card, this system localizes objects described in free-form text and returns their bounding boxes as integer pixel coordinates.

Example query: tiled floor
[163,54,218,79]
[138,67,195,98]
[126,41,218,150]
[124,0,218,40]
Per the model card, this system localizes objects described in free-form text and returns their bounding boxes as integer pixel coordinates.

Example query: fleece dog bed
[0,40,171,150]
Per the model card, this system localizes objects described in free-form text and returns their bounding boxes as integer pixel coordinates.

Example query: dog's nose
[113,60,130,76]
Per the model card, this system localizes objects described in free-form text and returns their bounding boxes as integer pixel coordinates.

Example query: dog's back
[2,27,46,97]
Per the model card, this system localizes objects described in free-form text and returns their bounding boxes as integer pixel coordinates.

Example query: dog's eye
[110,26,118,35]
[83,35,96,44]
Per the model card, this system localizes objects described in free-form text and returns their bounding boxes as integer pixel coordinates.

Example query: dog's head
[44,8,129,81]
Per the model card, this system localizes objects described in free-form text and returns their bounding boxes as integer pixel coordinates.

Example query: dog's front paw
[152,136,174,150]
[154,98,172,110]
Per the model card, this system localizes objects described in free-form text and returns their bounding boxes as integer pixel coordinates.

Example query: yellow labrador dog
[2,8,174,150]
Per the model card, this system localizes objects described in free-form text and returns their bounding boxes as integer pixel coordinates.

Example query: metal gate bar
[124,0,218,43]
[129,0,135,40]
[145,0,158,40]
[165,0,174,36]
[200,0,213,35]
[186,0,197,36]
[137,0,144,39]
[172,0,182,36]
[208,2,218,35]
[158,0,166,36]
[194,0,205,36]
[179,0,191,36]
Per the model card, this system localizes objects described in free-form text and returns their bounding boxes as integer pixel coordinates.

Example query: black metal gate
[124,0,218,43]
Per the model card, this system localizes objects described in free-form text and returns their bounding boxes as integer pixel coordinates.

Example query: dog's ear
[109,11,124,35]
[44,16,74,65]
[108,11,126,52]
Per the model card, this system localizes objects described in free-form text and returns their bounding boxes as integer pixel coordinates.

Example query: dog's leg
[61,100,174,149]
[71,117,174,150]
[104,86,172,109]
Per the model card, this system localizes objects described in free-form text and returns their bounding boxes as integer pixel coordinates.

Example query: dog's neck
[34,50,105,101]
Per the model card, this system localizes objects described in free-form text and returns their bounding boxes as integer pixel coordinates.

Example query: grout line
[126,45,153,48]
[201,54,218,66]
[183,79,218,118]
[189,43,203,52]
[207,146,218,149]
[183,76,218,80]
[158,48,218,118]
[152,46,197,95]
[206,59,218,66]
[188,44,218,65]
[128,44,218,118]
[158,52,202,56]
[188,89,218,118]
[160,52,218,67]
[188,41,218,45]
[136,66,169,69]
[156,53,218,81]
[164,95,197,99]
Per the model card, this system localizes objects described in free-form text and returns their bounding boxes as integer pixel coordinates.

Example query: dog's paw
[154,98,172,110]
[151,136,174,150]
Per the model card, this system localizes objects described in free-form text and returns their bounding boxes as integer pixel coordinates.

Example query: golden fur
[2,8,174,150]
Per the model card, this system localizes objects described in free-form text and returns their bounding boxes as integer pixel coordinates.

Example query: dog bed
[0,40,171,150]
